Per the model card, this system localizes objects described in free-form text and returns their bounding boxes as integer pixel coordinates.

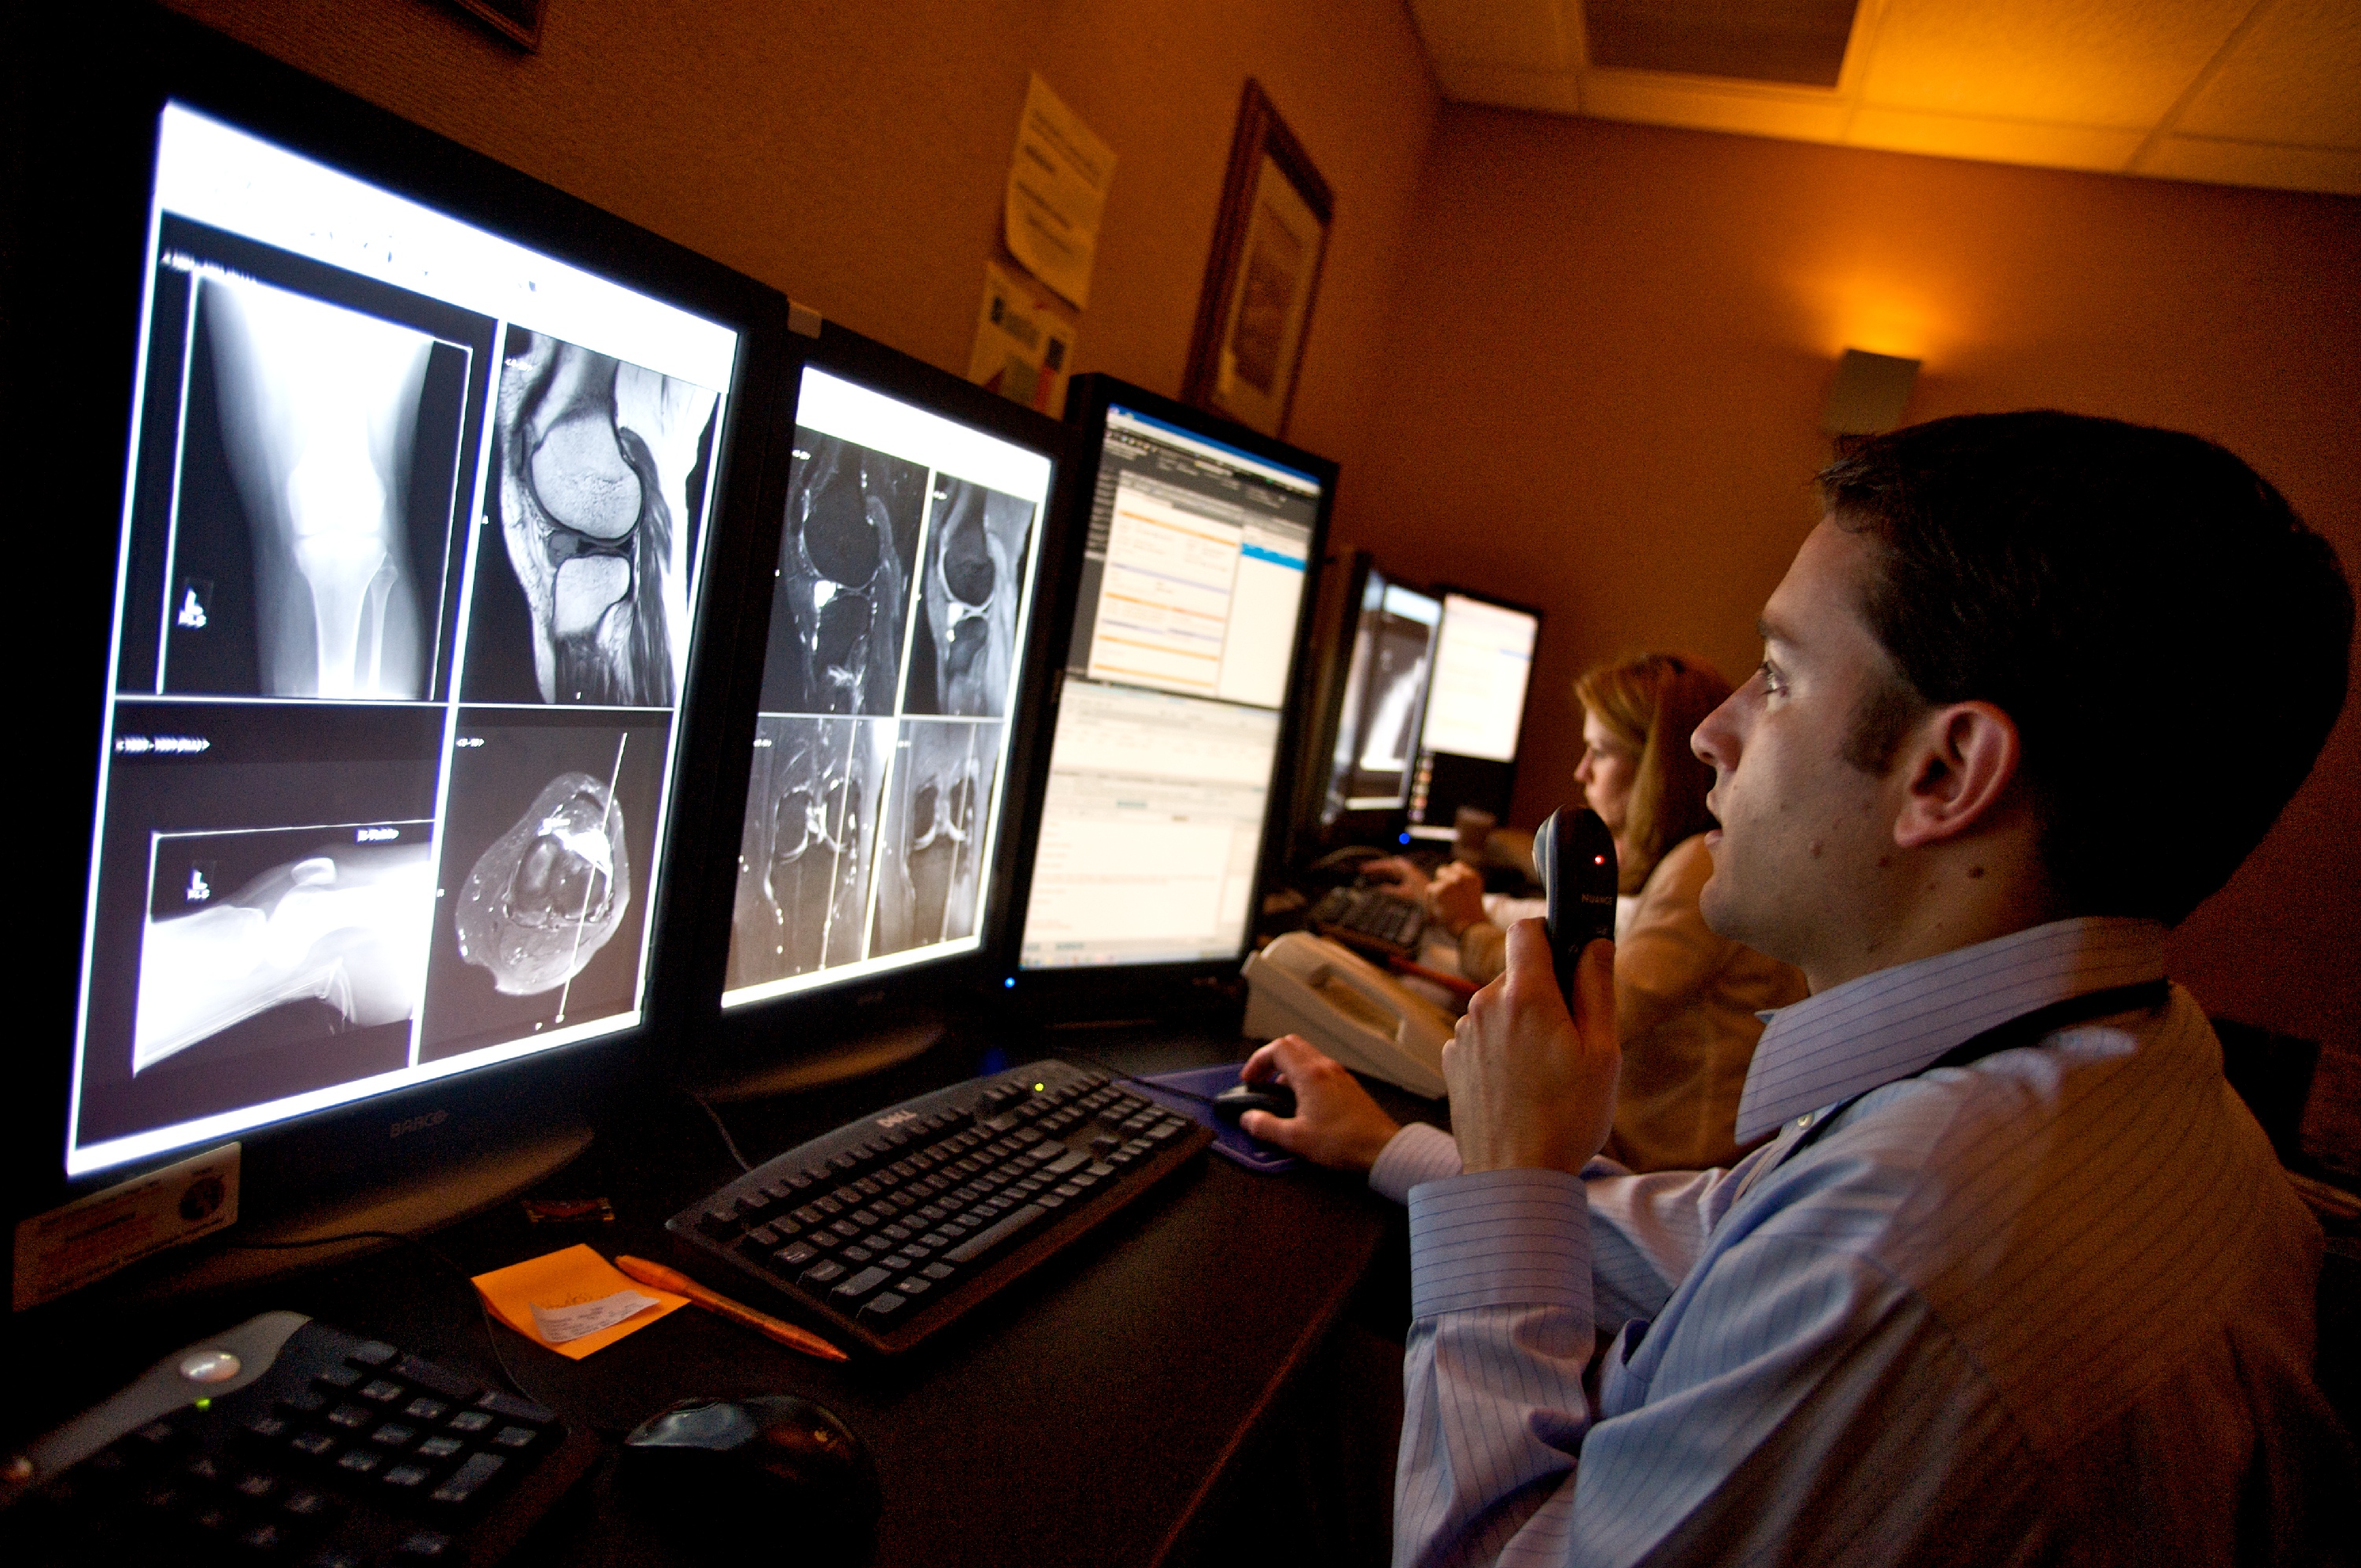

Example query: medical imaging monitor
[1013,378,1333,980]
[1402,590,1543,839]
[24,13,783,1267]
[1325,574,1443,821]
[712,329,1067,1023]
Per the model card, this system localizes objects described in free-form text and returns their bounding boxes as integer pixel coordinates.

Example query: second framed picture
[1183,79,1333,439]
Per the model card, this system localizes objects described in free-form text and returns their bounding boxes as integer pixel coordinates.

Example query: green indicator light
[1033,1083,1045,1092]
[194,1398,212,1410]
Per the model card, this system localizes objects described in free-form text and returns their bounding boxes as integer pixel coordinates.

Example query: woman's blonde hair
[1573,652,1731,894]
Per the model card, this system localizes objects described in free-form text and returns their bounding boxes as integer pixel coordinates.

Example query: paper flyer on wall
[969,259,1075,415]
[1003,72,1114,309]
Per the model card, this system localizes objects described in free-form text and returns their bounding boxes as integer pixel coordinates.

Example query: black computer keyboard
[1,1312,598,1566]
[667,1059,1213,1356]
[1310,884,1427,956]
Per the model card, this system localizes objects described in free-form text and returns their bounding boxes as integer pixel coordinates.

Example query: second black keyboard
[667,1060,1211,1356]
[1310,884,1428,956]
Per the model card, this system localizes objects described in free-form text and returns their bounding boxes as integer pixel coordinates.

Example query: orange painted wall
[1345,107,2361,1053]
[161,0,1439,486]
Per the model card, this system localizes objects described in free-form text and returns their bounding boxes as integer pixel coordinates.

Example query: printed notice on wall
[1004,73,1114,310]
[969,259,1075,415]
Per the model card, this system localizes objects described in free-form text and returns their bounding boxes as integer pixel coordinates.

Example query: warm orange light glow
[1790,268,1958,363]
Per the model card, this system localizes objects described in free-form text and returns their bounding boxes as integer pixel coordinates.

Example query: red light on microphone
[1592,854,1605,865]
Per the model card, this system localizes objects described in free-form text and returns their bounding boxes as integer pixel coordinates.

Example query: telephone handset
[1240,931,1454,1100]
[1535,805,1618,1009]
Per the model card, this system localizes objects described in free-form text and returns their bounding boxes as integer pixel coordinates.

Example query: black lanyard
[1769,977,2173,1171]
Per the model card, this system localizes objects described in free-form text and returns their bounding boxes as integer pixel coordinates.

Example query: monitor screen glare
[1020,405,1319,969]
[721,367,1053,1006]
[1331,581,1443,814]
[1419,592,1538,764]
[70,105,740,1178]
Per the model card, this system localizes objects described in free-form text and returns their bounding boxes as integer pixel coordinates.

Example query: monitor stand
[106,1121,593,1302]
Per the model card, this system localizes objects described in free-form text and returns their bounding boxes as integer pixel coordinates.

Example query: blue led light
[1003,976,1015,990]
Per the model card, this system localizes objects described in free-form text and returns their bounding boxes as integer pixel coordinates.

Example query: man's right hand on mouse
[1233,1032,1403,1173]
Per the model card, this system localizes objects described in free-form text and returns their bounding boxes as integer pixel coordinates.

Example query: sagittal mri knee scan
[722,367,1049,1005]
[476,330,719,707]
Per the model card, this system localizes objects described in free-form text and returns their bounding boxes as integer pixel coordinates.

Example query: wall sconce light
[1822,348,1920,436]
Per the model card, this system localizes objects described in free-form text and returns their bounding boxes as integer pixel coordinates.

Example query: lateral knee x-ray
[492,332,718,706]
[133,839,434,1074]
[455,771,632,996]
[767,434,925,717]
[203,277,434,699]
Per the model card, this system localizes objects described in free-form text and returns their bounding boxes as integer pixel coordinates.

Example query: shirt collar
[1734,916,2170,1142]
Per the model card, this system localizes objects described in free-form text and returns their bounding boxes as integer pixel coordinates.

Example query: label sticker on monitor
[13,1143,241,1310]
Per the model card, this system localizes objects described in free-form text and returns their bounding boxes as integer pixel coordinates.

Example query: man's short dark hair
[1820,411,2353,926]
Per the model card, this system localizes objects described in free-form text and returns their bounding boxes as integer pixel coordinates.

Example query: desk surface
[19,1017,1428,1568]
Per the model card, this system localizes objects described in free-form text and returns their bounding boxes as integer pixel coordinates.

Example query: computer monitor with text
[1405,590,1541,836]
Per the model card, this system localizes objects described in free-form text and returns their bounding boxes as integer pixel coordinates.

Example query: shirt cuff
[1407,1168,1591,1318]
[1370,1121,1463,1203]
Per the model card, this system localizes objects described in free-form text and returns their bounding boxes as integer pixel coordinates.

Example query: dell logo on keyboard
[878,1109,918,1127]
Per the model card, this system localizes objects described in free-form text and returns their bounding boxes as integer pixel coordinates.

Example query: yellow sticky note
[471,1244,687,1360]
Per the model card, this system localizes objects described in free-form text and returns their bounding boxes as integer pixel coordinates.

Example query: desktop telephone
[1241,932,1453,1099]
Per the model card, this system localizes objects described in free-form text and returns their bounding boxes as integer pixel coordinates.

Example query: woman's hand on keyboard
[1236,1034,1402,1174]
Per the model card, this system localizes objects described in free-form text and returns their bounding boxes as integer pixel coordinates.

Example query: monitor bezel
[7,6,795,1260]
[665,318,1092,1091]
[998,374,1336,1017]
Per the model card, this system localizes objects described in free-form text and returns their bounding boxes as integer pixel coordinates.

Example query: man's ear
[1890,701,2022,849]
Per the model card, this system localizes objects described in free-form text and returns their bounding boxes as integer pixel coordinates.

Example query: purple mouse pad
[1134,1064,1298,1175]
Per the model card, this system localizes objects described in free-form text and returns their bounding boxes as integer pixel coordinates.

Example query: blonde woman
[1384,652,1805,1171]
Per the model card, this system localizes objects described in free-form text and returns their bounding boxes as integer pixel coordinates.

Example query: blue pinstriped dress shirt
[1369,917,2351,1566]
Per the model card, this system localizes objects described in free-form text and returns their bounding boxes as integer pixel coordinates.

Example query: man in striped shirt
[1241,413,2355,1563]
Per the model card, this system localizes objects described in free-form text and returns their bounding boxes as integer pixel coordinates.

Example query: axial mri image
[762,432,926,717]
[869,720,1003,957]
[479,330,718,707]
[730,716,894,987]
[903,478,1034,718]
[454,770,632,996]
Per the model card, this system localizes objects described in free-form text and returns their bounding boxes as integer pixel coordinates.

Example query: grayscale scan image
[761,432,926,717]
[132,826,434,1075]
[472,330,719,707]
[454,770,631,996]
[185,276,443,699]
[730,715,894,987]
[869,719,1003,958]
[903,478,1034,718]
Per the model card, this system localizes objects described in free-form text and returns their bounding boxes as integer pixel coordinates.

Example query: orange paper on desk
[471,1244,687,1360]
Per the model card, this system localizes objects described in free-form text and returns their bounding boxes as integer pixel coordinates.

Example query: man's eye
[1758,660,1786,695]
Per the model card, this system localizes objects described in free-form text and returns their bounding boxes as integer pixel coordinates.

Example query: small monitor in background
[1328,578,1442,821]
[719,355,1059,1013]
[1404,590,1542,840]
[1013,380,1333,983]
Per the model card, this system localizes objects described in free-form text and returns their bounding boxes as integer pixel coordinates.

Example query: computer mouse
[619,1393,879,1536]
[1213,1081,1296,1123]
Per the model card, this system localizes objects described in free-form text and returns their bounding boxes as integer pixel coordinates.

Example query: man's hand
[1428,861,1488,937]
[1235,1034,1403,1174]
[1358,856,1431,899]
[1445,919,1617,1174]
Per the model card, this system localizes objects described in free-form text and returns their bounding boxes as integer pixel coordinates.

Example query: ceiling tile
[1429,59,1588,113]
[2141,135,2361,194]
[1583,0,1859,87]
[1580,73,1852,142]
[1410,0,1576,70]
[1860,0,2252,127]
[1845,105,2147,170]
[2172,0,2361,149]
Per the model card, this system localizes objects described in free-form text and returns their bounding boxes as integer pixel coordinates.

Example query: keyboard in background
[1309,884,1427,958]
[2,1312,597,1566]
[668,1059,1212,1356]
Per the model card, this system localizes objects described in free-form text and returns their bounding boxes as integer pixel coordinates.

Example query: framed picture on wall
[1182,79,1334,439]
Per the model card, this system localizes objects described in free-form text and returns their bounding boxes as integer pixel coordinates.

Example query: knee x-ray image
[869,720,1003,957]
[730,716,893,987]
[133,833,434,1074]
[480,330,718,707]
[455,771,631,996]
[903,480,1034,718]
[195,277,438,699]
[762,432,926,718]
